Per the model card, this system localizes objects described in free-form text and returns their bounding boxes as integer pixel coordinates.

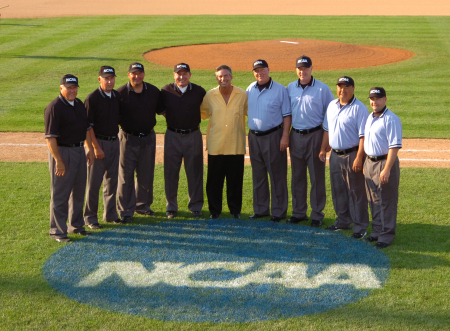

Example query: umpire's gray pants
[289,129,326,221]
[84,138,119,224]
[364,157,400,245]
[164,129,204,213]
[329,150,369,233]
[117,130,156,217]
[248,127,288,218]
[48,147,87,239]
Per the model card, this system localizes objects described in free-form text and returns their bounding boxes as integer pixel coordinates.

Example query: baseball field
[0,1,450,330]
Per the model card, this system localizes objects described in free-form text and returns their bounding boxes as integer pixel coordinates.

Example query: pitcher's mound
[144,39,414,71]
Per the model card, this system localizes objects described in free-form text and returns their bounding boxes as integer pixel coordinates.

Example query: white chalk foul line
[280,41,299,44]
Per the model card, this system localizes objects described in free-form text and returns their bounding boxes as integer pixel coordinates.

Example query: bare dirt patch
[1,132,449,168]
[144,39,414,72]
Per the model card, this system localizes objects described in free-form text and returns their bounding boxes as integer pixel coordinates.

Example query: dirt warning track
[1,132,449,168]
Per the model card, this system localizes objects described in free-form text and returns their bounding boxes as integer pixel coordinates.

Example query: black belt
[368,155,387,162]
[167,126,199,135]
[250,124,283,137]
[57,141,84,148]
[121,129,153,138]
[333,146,359,155]
[292,125,322,135]
[95,134,118,141]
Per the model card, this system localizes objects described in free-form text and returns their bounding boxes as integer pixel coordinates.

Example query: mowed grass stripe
[0,162,449,329]
[0,15,449,135]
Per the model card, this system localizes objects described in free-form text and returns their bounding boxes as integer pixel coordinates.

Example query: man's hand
[319,150,327,163]
[86,149,94,167]
[94,146,105,159]
[352,155,364,172]
[280,135,289,151]
[55,160,65,176]
[380,168,391,184]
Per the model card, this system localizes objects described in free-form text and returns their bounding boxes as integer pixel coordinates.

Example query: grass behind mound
[0,16,450,138]
[0,162,449,330]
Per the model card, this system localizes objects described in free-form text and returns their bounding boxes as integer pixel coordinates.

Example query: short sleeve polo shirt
[116,81,160,133]
[44,95,90,145]
[323,96,369,150]
[364,108,402,157]
[159,82,206,130]
[286,77,334,130]
[84,87,120,137]
[246,79,291,131]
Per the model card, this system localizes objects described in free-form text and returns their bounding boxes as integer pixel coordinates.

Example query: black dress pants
[206,154,244,215]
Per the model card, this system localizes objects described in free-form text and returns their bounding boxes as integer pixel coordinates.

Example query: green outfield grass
[0,15,449,138]
[0,162,449,330]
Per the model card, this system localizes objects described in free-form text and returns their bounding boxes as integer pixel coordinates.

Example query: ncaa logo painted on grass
[43,220,390,323]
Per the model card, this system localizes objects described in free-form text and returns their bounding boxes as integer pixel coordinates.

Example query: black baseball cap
[99,66,116,78]
[296,55,312,68]
[368,87,386,98]
[252,59,268,70]
[174,63,190,73]
[60,74,79,87]
[128,62,145,73]
[336,76,355,87]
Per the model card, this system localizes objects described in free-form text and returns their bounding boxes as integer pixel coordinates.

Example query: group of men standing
[44,56,402,249]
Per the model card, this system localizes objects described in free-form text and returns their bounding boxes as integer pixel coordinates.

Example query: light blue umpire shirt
[246,79,291,132]
[364,107,402,157]
[323,96,369,150]
[287,77,334,130]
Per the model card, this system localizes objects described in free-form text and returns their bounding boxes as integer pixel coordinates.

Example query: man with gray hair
[201,65,248,219]
[44,74,94,242]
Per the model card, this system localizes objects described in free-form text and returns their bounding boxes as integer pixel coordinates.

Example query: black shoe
[364,236,378,242]
[135,209,155,216]
[87,224,103,230]
[55,237,71,243]
[76,230,91,236]
[270,216,282,223]
[232,214,241,219]
[166,211,177,219]
[310,219,323,227]
[249,214,270,219]
[286,216,308,224]
[122,216,133,223]
[105,218,124,224]
[374,242,389,249]
[352,231,367,239]
[210,214,220,219]
[326,225,351,231]
[191,211,203,218]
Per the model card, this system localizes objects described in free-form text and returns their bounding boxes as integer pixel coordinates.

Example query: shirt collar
[335,95,356,107]
[254,78,273,90]
[98,87,115,98]
[174,82,192,94]
[296,76,315,88]
[59,94,77,106]
[372,106,388,118]
[127,81,147,92]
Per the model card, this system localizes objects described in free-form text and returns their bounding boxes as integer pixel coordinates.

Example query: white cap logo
[104,69,114,73]
[132,64,142,68]
[370,89,381,94]
[298,59,308,63]
[66,78,77,82]
[339,77,349,82]
[254,61,263,66]
[177,64,187,69]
